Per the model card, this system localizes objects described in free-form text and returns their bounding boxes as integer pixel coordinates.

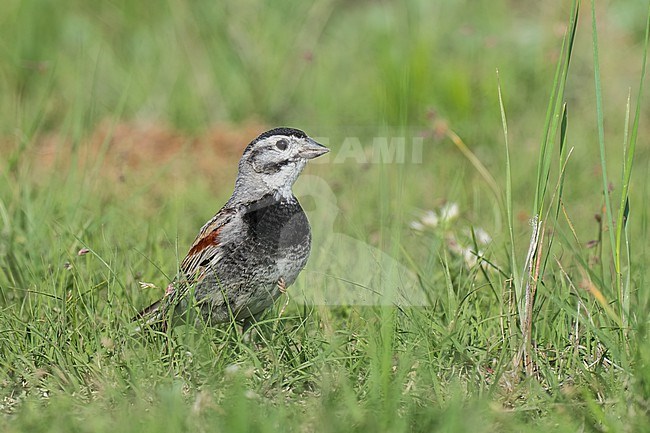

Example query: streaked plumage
[135,127,328,331]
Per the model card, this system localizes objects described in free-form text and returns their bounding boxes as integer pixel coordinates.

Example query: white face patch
[261,158,306,200]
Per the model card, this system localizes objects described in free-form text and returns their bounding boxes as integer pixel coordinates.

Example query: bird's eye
[275,139,288,151]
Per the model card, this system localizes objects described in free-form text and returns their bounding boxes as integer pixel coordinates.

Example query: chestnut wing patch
[180,208,236,279]
[187,226,222,258]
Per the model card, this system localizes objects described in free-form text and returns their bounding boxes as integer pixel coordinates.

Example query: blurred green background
[2,0,648,226]
[1,0,650,431]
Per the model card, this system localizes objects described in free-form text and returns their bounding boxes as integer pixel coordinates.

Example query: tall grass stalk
[496,70,519,368]
[615,6,650,331]
[517,0,579,374]
[591,0,650,342]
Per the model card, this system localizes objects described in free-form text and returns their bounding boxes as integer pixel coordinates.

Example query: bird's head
[233,127,329,201]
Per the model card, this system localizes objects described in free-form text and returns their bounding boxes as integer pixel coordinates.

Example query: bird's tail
[132,282,187,332]
[132,298,168,332]
[134,298,163,319]
[133,283,179,331]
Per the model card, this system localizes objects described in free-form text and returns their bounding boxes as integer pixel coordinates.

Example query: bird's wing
[132,206,238,329]
[180,206,238,279]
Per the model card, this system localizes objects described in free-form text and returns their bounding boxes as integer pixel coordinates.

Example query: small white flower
[463,248,478,268]
[439,202,459,222]
[409,221,425,231]
[421,210,439,228]
[474,227,492,245]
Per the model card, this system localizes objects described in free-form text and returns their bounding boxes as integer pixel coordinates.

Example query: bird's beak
[298,138,329,159]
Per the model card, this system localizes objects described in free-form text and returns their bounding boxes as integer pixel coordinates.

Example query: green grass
[2,0,650,431]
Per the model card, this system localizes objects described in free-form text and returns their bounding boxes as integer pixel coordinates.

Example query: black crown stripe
[242,127,309,155]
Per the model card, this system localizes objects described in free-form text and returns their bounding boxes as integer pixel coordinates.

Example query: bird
[135,127,329,331]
